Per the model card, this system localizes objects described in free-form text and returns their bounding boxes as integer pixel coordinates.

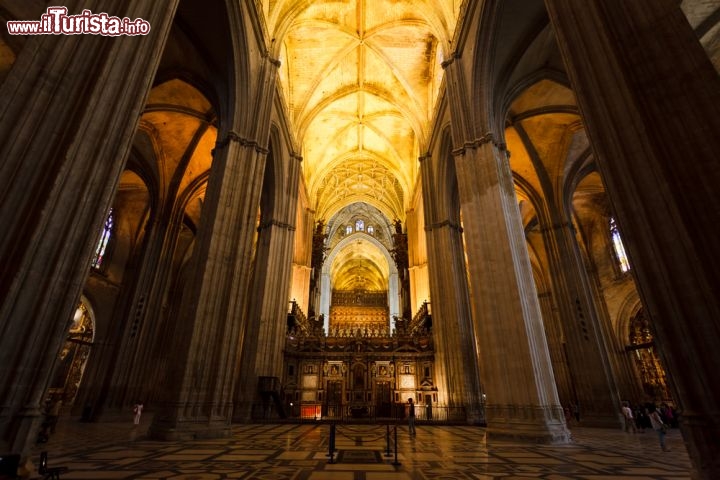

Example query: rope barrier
[335,424,387,443]
[327,422,402,465]
[335,423,386,434]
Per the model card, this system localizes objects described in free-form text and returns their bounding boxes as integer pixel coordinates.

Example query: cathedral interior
[1,0,719,478]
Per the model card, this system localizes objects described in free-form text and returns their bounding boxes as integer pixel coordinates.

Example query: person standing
[621,401,637,433]
[133,401,144,425]
[647,405,669,451]
[407,398,416,436]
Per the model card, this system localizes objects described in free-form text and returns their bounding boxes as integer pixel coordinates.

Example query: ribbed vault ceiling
[261,0,461,296]
[265,0,461,222]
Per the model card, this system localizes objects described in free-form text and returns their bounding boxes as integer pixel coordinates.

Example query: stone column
[388,271,400,324]
[148,132,268,440]
[420,155,484,422]
[102,180,201,416]
[536,291,573,405]
[148,44,281,438]
[440,46,569,440]
[320,271,331,322]
[545,1,720,476]
[0,0,178,454]
[538,221,622,427]
[77,214,165,419]
[452,139,570,443]
[233,152,301,421]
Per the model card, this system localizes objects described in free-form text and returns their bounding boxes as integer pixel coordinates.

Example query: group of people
[562,400,675,452]
[622,401,676,451]
[36,392,676,452]
[563,403,581,425]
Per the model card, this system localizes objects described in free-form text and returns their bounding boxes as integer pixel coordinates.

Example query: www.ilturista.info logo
[7,6,151,36]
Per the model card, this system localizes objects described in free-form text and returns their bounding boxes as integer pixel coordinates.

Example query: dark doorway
[376,381,391,417]
[325,381,343,418]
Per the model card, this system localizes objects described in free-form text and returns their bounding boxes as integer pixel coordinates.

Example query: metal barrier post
[384,423,392,457]
[328,423,336,463]
[392,425,401,466]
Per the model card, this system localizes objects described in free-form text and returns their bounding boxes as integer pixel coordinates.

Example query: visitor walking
[407,398,416,436]
[133,401,144,425]
[621,401,636,433]
[647,405,669,451]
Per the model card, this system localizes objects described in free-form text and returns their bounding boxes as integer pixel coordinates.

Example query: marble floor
[25,416,692,479]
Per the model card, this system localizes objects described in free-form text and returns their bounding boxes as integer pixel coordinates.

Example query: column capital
[425,219,462,233]
[441,51,461,69]
[451,133,505,157]
[263,51,282,67]
[214,131,269,155]
[257,219,296,232]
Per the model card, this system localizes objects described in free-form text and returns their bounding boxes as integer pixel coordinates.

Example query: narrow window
[610,217,630,273]
[367,225,374,235]
[91,208,114,269]
[346,225,353,235]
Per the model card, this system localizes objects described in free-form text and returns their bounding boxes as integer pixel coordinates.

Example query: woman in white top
[621,401,636,433]
[133,402,144,425]
[647,405,669,451]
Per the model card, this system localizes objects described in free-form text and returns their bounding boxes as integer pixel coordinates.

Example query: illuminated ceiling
[265,0,462,222]
[330,237,390,291]
[261,0,462,294]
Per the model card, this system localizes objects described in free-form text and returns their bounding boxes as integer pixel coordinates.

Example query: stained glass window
[367,225,374,235]
[346,225,353,235]
[355,219,364,231]
[91,209,114,269]
[610,217,630,273]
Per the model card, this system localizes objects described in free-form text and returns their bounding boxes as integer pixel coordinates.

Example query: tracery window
[355,219,364,231]
[610,217,630,273]
[346,225,353,235]
[367,225,374,235]
[91,208,114,269]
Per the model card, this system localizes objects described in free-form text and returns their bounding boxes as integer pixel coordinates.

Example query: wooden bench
[38,452,68,480]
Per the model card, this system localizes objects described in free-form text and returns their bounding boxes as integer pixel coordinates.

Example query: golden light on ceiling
[330,237,390,291]
[263,0,462,222]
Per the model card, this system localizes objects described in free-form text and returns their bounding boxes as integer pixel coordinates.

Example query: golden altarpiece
[282,297,438,420]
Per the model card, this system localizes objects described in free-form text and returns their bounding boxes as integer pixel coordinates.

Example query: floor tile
[25,416,692,480]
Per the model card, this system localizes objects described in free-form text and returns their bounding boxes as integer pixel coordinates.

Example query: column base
[681,411,720,480]
[0,407,45,453]
[486,423,572,444]
[464,404,487,426]
[574,412,624,429]
[231,401,254,423]
[485,404,572,444]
